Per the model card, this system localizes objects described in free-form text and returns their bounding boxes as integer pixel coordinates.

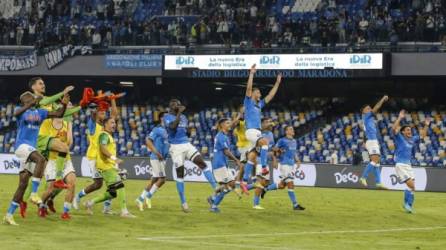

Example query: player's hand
[156,152,164,161]
[63,85,75,94]
[177,105,186,114]
[398,110,405,119]
[116,158,123,165]
[382,95,389,102]
[250,64,256,74]
[276,73,282,83]
[235,160,243,169]
[61,94,70,105]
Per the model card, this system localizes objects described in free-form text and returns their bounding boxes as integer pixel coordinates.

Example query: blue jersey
[212,131,230,169]
[394,133,419,165]
[276,137,298,165]
[148,125,169,160]
[244,96,265,129]
[262,130,275,149]
[15,108,48,148]
[163,113,189,144]
[362,112,378,140]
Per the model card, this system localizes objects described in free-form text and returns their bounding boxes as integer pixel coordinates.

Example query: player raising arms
[208,118,243,213]
[136,112,169,211]
[29,77,80,189]
[84,117,135,218]
[164,99,217,213]
[3,91,69,225]
[392,110,430,213]
[39,113,76,220]
[73,97,118,213]
[242,64,282,190]
[359,95,389,189]
[262,125,306,210]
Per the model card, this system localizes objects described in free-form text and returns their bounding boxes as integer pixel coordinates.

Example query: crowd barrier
[1,154,445,192]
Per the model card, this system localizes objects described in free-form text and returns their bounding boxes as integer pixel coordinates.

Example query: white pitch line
[145,238,295,250]
[138,226,446,241]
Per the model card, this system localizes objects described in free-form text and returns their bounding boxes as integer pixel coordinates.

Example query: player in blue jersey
[359,95,389,189]
[164,99,217,213]
[243,64,282,191]
[208,118,243,213]
[3,91,69,225]
[136,112,169,211]
[392,110,430,213]
[261,125,306,210]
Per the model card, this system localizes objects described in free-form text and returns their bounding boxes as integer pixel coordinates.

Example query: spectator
[330,151,338,164]
[92,29,101,48]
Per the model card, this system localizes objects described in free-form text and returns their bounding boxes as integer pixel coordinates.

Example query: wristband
[110,156,117,161]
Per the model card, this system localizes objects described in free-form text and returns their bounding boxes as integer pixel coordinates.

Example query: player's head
[104,117,116,133]
[261,117,273,131]
[96,110,107,122]
[238,105,245,120]
[28,77,45,95]
[251,87,262,101]
[285,125,295,137]
[218,118,231,132]
[157,111,167,126]
[400,125,412,138]
[19,91,36,107]
[361,104,372,114]
[169,99,181,112]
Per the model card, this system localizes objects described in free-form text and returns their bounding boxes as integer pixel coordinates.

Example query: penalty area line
[138,226,446,241]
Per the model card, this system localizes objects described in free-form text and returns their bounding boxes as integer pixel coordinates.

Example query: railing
[2,42,446,56]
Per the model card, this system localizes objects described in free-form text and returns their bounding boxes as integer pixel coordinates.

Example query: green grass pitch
[0,174,445,250]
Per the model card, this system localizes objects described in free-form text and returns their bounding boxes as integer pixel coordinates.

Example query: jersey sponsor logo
[334,167,359,184]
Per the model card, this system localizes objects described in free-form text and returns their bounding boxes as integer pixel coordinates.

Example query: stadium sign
[164,54,383,70]
[45,45,92,69]
[272,164,317,186]
[0,153,20,174]
[381,167,427,191]
[105,54,162,69]
[0,51,37,71]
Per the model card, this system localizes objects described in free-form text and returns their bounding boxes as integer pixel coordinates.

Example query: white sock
[149,185,159,196]
[140,190,147,200]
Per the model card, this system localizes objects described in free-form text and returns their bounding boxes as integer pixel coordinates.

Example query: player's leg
[209,168,235,213]
[241,150,257,193]
[61,161,76,219]
[47,137,70,187]
[85,169,117,215]
[287,180,305,210]
[253,177,268,209]
[257,137,270,175]
[191,154,217,189]
[3,170,32,225]
[404,178,415,212]
[27,151,48,204]
[171,145,189,212]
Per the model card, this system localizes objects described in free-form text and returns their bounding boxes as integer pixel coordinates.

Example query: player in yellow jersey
[73,96,118,213]
[38,116,77,220]
[84,118,135,218]
[29,77,80,189]
[233,107,251,195]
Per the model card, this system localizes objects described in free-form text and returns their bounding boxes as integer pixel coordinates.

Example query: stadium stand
[1,0,446,48]
[0,97,445,167]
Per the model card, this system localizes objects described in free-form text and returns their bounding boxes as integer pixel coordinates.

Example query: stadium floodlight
[120,81,134,87]
[215,87,222,91]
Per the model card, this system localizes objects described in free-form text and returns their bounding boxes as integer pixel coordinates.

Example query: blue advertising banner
[105,54,162,69]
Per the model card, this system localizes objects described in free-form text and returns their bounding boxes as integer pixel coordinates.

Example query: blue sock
[213,191,228,206]
[408,191,415,206]
[361,162,374,179]
[78,189,86,198]
[404,190,410,204]
[254,194,260,206]
[176,179,186,204]
[31,177,41,193]
[260,146,268,167]
[146,192,153,199]
[104,199,111,208]
[243,162,254,182]
[63,202,71,213]
[203,169,217,189]
[7,201,19,216]
[267,183,277,191]
[287,189,298,206]
[247,183,255,190]
[373,166,381,184]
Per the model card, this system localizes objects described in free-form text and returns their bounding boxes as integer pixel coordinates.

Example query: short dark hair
[261,117,271,123]
[284,125,294,131]
[28,77,42,89]
[169,99,180,104]
[155,111,167,125]
[252,87,260,92]
[400,125,411,133]
[218,118,229,126]
[104,117,114,125]
[360,104,369,112]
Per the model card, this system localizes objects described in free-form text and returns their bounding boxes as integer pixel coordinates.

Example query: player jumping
[136,112,169,211]
[208,118,243,213]
[39,115,76,220]
[359,95,389,189]
[242,64,282,191]
[233,107,251,195]
[164,99,217,212]
[392,110,430,213]
[262,125,306,210]
[84,118,135,218]
[3,91,69,225]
